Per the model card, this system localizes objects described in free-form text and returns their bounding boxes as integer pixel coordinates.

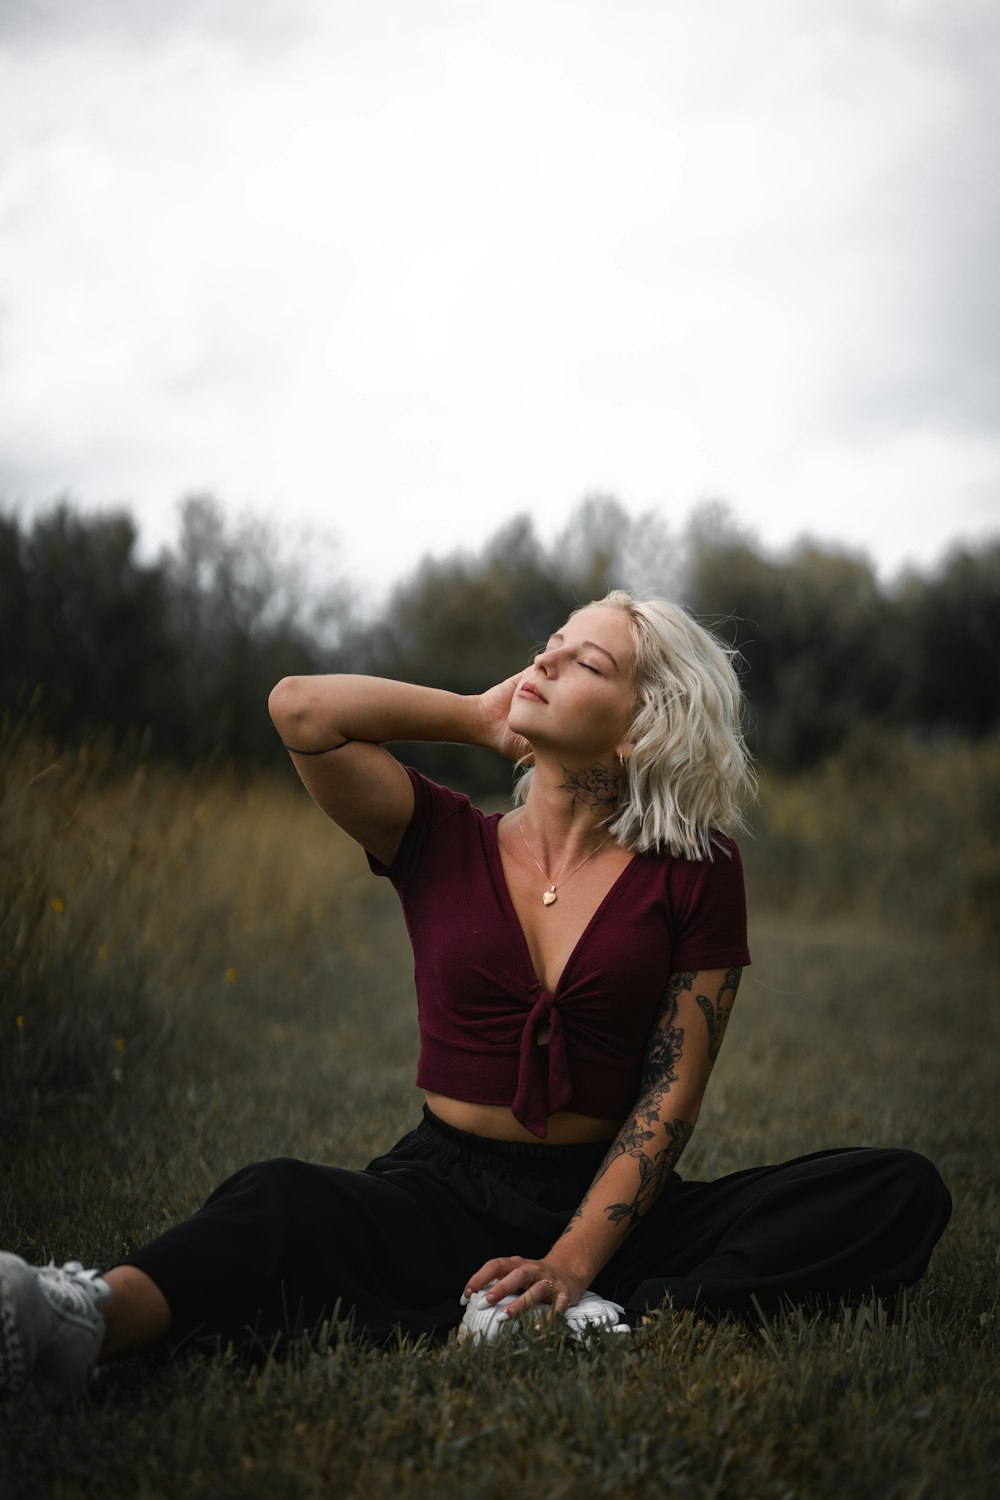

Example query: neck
[520,756,622,852]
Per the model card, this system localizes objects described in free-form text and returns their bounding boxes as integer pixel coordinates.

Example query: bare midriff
[424,1093,620,1145]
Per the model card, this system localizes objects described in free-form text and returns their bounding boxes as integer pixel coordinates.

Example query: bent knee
[208,1155,310,1205]
[881,1148,952,1221]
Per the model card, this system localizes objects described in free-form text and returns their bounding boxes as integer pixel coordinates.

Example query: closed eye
[579,662,600,673]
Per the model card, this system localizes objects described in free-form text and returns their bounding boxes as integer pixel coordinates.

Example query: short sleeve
[670,835,751,972]
[365,766,470,890]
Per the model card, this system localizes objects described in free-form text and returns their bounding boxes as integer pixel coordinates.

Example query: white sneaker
[0,1253,111,1406]
[563,1290,632,1343]
[458,1282,630,1347]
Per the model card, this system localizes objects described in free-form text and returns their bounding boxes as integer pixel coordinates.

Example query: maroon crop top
[368,767,751,1138]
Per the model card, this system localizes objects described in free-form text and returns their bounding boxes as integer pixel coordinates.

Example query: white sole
[0,1260,30,1401]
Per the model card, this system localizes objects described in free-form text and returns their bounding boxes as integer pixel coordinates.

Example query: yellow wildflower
[225,966,237,984]
[16,1015,24,1031]
[115,1037,126,1053]
[51,898,65,913]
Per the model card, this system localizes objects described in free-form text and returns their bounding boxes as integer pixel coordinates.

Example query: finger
[500,1275,560,1321]
[485,1262,550,1302]
[466,1265,536,1311]
[504,1285,560,1322]
[460,1258,522,1305]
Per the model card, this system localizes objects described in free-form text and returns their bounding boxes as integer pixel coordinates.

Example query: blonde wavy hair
[513,590,756,859]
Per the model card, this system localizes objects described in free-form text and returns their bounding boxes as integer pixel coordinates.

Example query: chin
[507,703,540,737]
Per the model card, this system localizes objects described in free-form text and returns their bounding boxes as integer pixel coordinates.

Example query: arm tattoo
[603,1118,694,1230]
[558,763,621,813]
[637,971,689,1122]
[565,1117,694,1235]
[695,966,741,1063]
[563,971,694,1235]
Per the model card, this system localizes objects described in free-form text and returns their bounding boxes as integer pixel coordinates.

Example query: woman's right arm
[267,672,526,865]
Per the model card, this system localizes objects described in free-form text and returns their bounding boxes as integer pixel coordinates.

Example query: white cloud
[0,0,997,593]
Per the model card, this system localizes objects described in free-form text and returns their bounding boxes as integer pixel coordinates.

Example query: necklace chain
[517,815,614,907]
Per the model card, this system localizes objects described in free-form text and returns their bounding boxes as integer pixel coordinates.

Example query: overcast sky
[1,0,998,599]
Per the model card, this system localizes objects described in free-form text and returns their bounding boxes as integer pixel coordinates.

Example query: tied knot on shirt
[513,988,573,1137]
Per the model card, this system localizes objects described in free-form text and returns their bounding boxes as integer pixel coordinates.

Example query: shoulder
[403,765,475,822]
[667,833,746,904]
[645,833,751,970]
[637,831,745,880]
[367,766,492,882]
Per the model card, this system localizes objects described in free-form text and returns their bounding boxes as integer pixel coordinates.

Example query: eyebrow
[548,631,621,671]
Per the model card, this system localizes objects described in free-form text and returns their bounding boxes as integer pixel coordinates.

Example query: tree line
[2,494,997,793]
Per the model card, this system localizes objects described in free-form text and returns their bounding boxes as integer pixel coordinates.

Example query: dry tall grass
[744,729,1000,941]
[1,730,997,1499]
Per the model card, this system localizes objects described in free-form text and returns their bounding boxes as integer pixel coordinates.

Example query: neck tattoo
[557,763,621,813]
[517,815,614,906]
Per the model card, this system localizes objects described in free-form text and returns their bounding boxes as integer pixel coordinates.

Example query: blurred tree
[686,506,901,767]
[367,517,560,795]
[548,493,687,604]
[0,502,179,747]
[160,494,352,762]
[899,543,1000,738]
[0,496,353,764]
[3,493,996,776]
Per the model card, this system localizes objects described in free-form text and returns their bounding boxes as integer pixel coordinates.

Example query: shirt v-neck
[486,811,639,997]
[368,766,750,1137]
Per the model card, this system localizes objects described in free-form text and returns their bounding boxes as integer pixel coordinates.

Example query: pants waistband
[417,1105,613,1175]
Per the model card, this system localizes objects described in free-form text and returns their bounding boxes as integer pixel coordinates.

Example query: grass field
[1,733,998,1499]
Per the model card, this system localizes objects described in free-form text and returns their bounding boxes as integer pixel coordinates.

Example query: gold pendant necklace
[517,816,614,907]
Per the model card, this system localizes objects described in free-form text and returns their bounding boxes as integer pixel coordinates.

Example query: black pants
[124,1107,952,1348]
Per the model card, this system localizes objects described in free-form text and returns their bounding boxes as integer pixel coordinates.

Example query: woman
[0,591,952,1403]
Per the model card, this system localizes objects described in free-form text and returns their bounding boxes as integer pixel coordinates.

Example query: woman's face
[507,605,637,765]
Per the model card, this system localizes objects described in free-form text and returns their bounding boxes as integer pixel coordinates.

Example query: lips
[518,681,547,704]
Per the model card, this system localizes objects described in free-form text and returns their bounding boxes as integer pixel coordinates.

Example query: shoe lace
[38,1262,109,1318]
[565,1293,627,1331]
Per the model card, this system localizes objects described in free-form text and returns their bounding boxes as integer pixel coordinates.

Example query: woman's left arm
[463,967,742,1318]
